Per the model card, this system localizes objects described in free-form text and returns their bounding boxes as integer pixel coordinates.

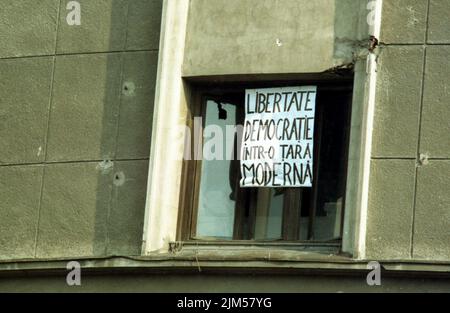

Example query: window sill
[170,240,343,257]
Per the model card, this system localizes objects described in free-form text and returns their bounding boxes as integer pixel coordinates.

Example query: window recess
[177,80,353,250]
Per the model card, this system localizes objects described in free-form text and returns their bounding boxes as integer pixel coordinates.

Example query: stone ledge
[2,253,450,278]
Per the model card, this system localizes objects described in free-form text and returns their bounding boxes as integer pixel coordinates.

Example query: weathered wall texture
[1,0,449,268]
[366,0,450,261]
[183,0,366,76]
[0,0,162,260]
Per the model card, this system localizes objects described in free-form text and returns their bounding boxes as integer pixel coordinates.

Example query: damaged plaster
[96,159,114,174]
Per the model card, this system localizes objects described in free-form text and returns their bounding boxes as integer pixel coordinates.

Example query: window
[178,79,353,248]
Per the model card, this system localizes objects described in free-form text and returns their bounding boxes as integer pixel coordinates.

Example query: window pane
[310,89,351,241]
[191,85,352,243]
[254,188,283,240]
[196,100,236,239]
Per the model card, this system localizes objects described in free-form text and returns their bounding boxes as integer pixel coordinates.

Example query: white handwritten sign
[240,86,316,188]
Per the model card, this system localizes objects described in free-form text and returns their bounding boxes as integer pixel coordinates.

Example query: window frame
[142,1,382,259]
[176,78,354,251]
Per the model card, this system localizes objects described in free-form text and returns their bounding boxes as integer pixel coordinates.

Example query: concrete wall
[183,0,365,76]
[366,0,450,261]
[0,0,162,260]
[1,0,449,282]
[182,0,450,263]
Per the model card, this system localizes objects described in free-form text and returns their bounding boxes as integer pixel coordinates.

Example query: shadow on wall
[32,0,161,259]
[87,0,161,258]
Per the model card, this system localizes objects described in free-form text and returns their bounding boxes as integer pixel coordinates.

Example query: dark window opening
[179,79,353,245]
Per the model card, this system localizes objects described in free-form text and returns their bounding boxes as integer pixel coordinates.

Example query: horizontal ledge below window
[3,255,450,278]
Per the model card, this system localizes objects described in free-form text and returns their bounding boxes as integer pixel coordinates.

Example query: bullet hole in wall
[122,81,135,96]
[114,171,126,186]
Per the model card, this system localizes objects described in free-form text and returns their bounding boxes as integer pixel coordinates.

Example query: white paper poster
[240,86,317,188]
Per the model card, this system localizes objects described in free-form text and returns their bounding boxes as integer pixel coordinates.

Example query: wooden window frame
[177,79,353,251]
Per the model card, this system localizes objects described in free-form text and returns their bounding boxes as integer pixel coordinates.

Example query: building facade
[0,0,449,292]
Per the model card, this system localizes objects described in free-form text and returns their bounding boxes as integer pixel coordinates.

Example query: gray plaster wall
[1,0,449,268]
[366,0,450,261]
[0,0,162,260]
[183,0,366,76]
